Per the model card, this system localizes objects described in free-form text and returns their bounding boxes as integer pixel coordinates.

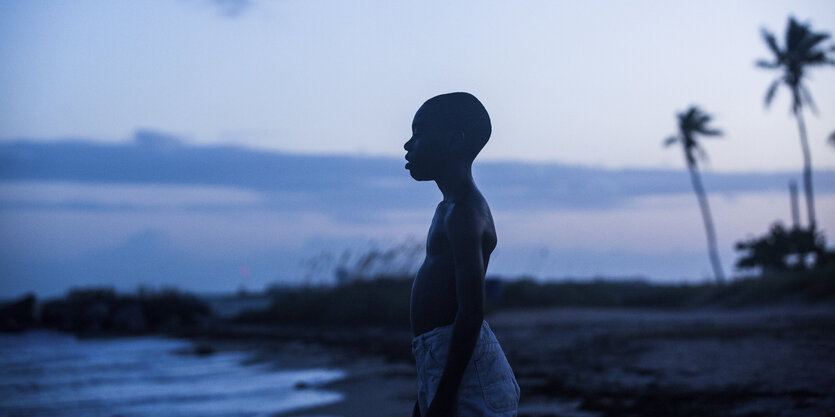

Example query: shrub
[237,276,412,328]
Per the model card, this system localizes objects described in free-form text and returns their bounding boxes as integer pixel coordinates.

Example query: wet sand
[278,360,416,417]
[186,336,418,417]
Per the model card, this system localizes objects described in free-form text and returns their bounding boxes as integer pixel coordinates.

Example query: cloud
[204,0,253,18]
[0,182,262,211]
[3,133,832,216]
[3,133,834,296]
[132,129,186,151]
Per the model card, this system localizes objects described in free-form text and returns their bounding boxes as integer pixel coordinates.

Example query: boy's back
[404,93,519,417]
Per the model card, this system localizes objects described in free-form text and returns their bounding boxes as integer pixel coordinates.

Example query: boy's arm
[426,205,486,417]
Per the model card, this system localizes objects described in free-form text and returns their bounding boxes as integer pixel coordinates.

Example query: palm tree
[664,106,725,283]
[756,16,834,230]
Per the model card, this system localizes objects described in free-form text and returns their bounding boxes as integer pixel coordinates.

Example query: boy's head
[404,92,491,181]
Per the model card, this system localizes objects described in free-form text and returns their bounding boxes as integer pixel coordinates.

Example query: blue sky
[1,1,834,297]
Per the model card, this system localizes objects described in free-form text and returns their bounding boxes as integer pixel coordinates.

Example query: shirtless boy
[404,92,519,417]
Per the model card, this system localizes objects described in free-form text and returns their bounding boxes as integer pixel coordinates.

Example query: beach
[263,305,835,417]
[4,304,833,416]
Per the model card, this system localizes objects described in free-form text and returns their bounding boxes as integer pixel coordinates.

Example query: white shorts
[411,321,520,416]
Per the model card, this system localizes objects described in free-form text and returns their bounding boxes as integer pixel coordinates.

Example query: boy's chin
[407,169,432,181]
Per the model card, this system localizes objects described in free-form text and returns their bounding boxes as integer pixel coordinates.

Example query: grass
[233,265,835,329]
[712,264,835,305]
[236,275,412,327]
[495,264,835,310]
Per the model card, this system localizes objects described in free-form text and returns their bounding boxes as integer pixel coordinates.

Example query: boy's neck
[436,162,476,203]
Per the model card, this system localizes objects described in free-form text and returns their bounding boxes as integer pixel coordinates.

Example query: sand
[204,305,835,417]
[278,359,416,417]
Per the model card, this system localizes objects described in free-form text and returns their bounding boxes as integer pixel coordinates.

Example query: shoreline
[277,360,416,417]
[180,326,418,417]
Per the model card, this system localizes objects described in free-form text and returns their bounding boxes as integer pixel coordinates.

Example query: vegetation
[237,276,412,328]
[664,106,725,283]
[229,267,835,331]
[735,222,835,272]
[497,267,834,309]
[756,16,835,229]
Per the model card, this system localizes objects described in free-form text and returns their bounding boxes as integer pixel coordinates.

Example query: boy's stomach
[410,260,458,336]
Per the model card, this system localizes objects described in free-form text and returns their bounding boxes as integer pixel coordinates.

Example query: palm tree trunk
[794,108,816,229]
[687,161,725,283]
[789,181,800,229]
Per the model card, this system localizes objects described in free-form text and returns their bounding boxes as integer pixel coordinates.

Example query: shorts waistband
[411,320,494,354]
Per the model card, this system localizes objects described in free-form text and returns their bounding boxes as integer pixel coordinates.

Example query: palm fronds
[757,17,834,113]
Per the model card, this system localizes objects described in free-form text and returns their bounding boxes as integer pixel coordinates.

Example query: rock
[193,344,215,356]
[79,302,110,333]
[40,300,74,331]
[174,343,216,357]
[0,294,36,332]
[111,303,148,334]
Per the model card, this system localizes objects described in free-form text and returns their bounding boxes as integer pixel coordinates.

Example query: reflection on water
[0,331,345,416]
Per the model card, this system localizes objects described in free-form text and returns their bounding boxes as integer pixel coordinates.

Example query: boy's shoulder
[443,193,491,232]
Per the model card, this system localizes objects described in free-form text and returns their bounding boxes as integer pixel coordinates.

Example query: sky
[2,0,834,170]
[1,0,834,297]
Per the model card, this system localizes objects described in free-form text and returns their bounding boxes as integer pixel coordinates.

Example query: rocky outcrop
[40,288,213,335]
[0,294,36,332]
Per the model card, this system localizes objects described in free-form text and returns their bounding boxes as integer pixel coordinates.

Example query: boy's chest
[426,209,451,257]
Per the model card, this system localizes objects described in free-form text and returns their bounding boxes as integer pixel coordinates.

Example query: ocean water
[0,331,345,417]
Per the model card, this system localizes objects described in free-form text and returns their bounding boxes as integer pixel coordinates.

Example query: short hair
[421,92,491,158]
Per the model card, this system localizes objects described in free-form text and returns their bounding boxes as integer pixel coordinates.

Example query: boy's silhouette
[404,92,519,416]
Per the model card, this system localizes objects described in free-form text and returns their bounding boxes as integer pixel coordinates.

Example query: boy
[404,92,520,417]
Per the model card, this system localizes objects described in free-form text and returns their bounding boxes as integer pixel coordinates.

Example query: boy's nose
[404,138,412,151]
